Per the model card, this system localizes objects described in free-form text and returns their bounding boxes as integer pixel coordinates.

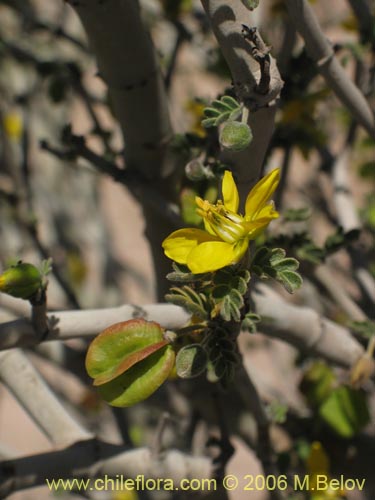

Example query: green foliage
[283,207,312,222]
[165,265,251,385]
[165,285,209,320]
[86,319,175,407]
[203,326,240,386]
[300,362,370,438]
[175,344,208,378]
[324,227,360,254]
[166,262,210,283]
[270,227,360,265]
[349,320,375,340]
[202,95,242,128]
[300,362,336,408]
[251,247,303,293]
[319,386,370,438]
[180,187,203,225]
[211,269,250,321]
[241,312,261,333]
[358,161,375,179]
[266,400,288,424]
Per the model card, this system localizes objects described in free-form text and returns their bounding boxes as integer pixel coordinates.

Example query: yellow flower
[307,442,345,499]
[3,112,23,141]
[162,169,280,273]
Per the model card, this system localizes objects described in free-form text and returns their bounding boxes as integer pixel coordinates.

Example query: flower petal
[222,170,239,213]
[255,202,279,221]
[187,239,248,273]
[245,168,280,220]
[162,228,219,264]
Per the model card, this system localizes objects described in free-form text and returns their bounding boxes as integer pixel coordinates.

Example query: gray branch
[284,0,375,137]
[0,288,364,369]
[67,0,178,299]
[201,0,284,201]
[0,349,92,446]
[0,439,212,497]
[70,0,172,178]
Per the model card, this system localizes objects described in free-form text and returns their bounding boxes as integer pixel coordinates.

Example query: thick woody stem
[66,0,177,299]
[200,0,283,202]
[68,0,172,179]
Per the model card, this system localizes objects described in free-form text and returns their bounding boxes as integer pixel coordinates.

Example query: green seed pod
[219,121,253,152]
[0,262,42,299]
[86,319,175,407]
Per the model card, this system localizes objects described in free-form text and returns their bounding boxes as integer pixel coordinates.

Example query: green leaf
[252,247,303,293]
[231,276,248,295]
[358,161,375,180]
[213,269,232,286]
[220,95,240,109]
[180,187,203,225]
[277,270,303,294]
[266,401,288,424]
[269,248,286,264]
[175,344,208,378]
[349,320,375,339]
[241,312,261,333]
[324,227,360,255]
[203,107,221,118]
[202,95,242,129]
[165,293,207,319]
[319,386,370,438]
[201,118,218,128]
[296,243,325,264]
[272,257,299,272]
[220,295,233,321]
[212,284,231,299]
[167,262,209,283]
[300,361,336,408]
[283,207,312,222]
[229,288,244,308]
[165,286,208,319]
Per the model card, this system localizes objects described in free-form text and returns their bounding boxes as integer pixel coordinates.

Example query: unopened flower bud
[0,262,42,299]
[219,121,253,152]
[185,159,206,181]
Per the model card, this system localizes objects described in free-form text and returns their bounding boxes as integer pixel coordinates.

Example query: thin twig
[0,439,212,498]
[40,136,182,228]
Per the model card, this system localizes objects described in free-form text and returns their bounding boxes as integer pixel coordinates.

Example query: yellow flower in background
[185,99,206,138]
[3,112,23,141]
[162,169,280,273]
[307,442,345,499]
